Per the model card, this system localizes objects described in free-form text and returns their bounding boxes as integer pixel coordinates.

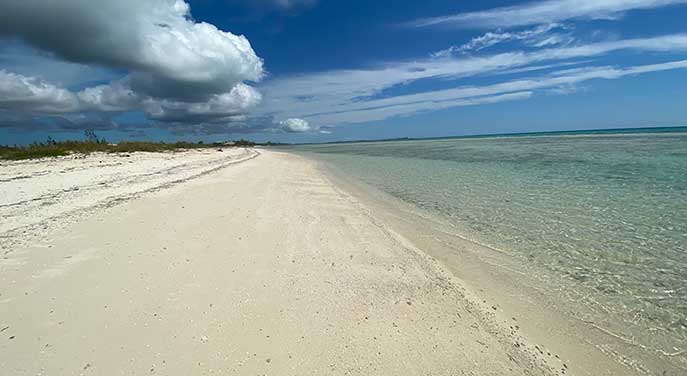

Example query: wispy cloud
[300,92,536,125]
[409,0,687,29]
[256,34,687,126]
[293,60,687,125]
[257,33,687,127]
[225,0,317,10]
[432,23,573,57]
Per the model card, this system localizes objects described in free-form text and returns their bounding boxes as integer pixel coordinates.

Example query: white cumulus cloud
[143,84,263,123]
[279,118,317,132]
[0,70,80,114]
[78,82,141,112]
[0,0,265,125]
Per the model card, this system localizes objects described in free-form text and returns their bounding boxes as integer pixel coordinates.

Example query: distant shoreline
[285,125,687,146]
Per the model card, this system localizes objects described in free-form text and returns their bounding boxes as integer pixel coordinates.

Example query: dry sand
[0,148,257,242]
[1,149,566,375]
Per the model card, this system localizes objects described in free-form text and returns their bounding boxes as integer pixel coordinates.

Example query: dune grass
[0,137,257,161]
[0,146,70,160]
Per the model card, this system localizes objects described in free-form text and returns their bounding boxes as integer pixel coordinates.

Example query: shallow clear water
[289,130,687,356]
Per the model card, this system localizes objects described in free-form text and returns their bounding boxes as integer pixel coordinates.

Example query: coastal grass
[0,138,257,161]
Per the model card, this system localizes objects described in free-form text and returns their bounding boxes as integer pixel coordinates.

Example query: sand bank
[1,150,566,375]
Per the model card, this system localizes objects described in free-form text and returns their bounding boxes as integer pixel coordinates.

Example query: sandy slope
[0,150,562,375]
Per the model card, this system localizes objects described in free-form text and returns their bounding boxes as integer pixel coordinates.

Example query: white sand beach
[1,149,589,375]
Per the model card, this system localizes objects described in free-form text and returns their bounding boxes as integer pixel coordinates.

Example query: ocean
[288,128,687,368]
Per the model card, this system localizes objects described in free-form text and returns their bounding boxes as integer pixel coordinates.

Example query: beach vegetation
[0,130,260,160]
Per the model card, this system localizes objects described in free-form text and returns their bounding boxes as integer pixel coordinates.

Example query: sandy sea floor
[0,149,634,375]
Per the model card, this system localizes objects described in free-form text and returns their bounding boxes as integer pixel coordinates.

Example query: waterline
[288,130,687,373]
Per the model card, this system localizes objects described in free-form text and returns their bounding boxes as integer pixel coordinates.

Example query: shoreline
[308,151,686,375]
[1,149,680,375]
[1,149,560,375]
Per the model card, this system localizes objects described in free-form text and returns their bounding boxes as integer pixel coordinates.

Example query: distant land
[286,125,687,146]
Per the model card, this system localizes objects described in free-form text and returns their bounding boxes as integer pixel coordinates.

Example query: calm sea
[288,128,687,361]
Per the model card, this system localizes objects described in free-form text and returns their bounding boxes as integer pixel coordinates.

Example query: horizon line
[284,125,687,146]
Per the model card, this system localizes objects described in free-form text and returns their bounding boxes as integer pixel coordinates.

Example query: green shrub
[0,130,264,161]
[1,148,69,160]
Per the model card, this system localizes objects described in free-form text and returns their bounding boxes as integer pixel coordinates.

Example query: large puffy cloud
[77,82,141,112]
[76,79,263,123]
[0,42,120,89]
[0,0,263,98]
[0,0,264,126]
[0,70,264,126]
[142,84,263,123]
[0,70,80,113]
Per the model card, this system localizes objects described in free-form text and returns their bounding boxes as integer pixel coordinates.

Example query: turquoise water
[289,130,687,359]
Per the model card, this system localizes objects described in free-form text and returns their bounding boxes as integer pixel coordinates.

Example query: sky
[1,0,686,144]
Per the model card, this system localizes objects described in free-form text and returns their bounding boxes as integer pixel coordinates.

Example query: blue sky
[1,0,686,144]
